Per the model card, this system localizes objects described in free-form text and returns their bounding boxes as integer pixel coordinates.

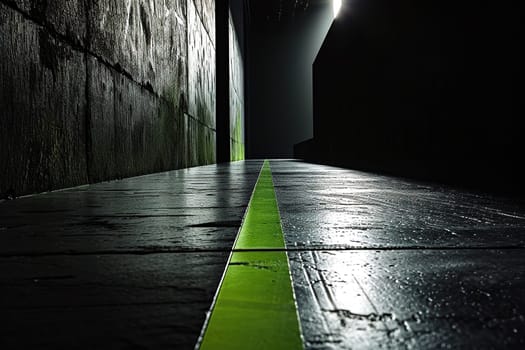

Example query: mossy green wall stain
[0,0,217,196]
[228,11,245,162]
[230,108,244,161]
[230,139,245,162]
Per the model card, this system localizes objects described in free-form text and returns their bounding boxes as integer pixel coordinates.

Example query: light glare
[333,0,342,17]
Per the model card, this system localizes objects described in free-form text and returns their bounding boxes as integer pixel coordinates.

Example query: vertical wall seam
[186,0,190,165]
[83,0,92,183]
[216,0,230,163]
[113,65,119,180]
[193,1,215,50]
[243,0,250,158]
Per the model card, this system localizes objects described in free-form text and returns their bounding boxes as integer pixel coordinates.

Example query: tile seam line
[193,160,266,350]
[296,252,333,336]
[230,245,525,251]
[1,0,214,132]
[271,160,306,347]
[0,1,167,99]
[1,246,524,258]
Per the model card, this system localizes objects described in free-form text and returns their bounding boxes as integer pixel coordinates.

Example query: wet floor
[0,161,263,349]
[1,160,524,349]
[271,160,525,349]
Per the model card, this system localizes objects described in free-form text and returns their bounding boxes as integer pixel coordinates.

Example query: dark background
[245,0,333,158]
[297,0,524,195]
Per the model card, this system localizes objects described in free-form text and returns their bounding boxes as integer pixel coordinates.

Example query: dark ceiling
[248,0,328,23]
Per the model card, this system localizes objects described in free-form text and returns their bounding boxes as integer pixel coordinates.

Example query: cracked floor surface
[271,160,525,349]
[1,160,524,349]
[0,161,263,349]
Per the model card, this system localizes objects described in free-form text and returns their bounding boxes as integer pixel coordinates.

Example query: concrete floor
[1,160,524,349]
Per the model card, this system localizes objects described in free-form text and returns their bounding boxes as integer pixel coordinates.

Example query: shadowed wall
[1,0,244,197]
[299,0,523,195]
[247,0,332,158]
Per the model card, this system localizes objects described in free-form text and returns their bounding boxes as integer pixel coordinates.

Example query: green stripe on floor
[198,160,303,350]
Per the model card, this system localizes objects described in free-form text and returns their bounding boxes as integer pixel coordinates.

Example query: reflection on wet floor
[0,160,524,349]
[272,160,525,349]
[0,161,263,349]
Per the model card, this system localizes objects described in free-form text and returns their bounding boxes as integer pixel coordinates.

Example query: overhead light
[333,0,342,18]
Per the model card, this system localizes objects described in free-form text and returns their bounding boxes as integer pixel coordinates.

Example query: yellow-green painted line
[196,160,303,350]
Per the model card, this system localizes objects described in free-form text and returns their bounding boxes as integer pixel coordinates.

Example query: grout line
[230,245,525,251]
[1,245,524,258]
[193,160,265,349]
[83,0,92,183]
[191,0,215,50]
[0,0,208,131]
[0,1,156,96]
[184,112,217,132]
[296,251,333,338]
[273,160,306,347]
[196,160,303,349]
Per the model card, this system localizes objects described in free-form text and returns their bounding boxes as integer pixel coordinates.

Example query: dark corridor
[1,1,524,349]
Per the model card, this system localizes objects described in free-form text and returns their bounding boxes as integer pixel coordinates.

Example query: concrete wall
[0,0,217,196]
[228,10,244,161]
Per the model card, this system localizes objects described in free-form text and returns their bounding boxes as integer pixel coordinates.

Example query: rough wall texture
[0,3,88,195]
[0,0,217,196]
[228,11,244,161]
[188,0,215,133]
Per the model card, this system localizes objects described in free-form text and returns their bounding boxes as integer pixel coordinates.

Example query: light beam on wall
[333,0,342,18]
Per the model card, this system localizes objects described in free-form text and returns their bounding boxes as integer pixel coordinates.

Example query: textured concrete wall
[187,0,215,164]
[0,2,88,195]
[228,11,244,161]
[0,0,217,196]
